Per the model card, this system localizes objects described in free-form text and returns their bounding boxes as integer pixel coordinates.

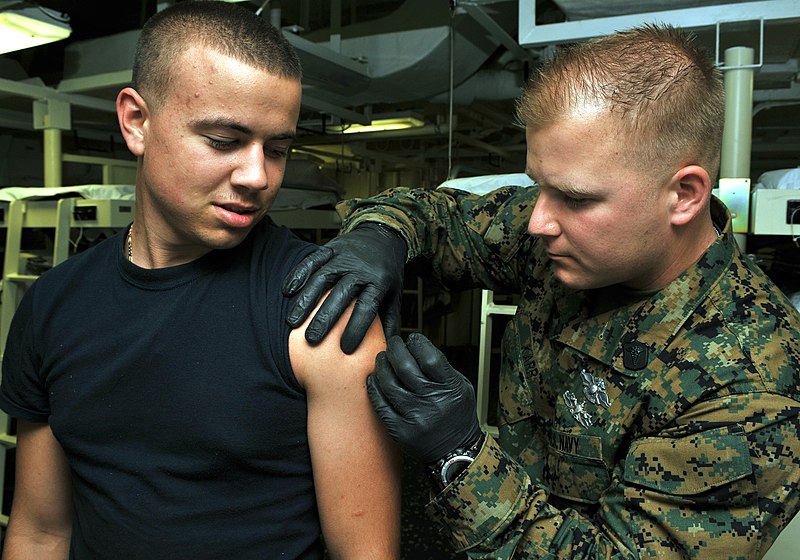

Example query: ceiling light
[0,7,71,55]
[333,115,426,134]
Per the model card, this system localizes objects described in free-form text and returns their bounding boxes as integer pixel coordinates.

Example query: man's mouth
[217,203,257,215]
[214,203,260,228]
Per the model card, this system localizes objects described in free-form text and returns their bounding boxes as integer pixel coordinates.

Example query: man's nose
[231,143,270,190]
[528,194,560,237]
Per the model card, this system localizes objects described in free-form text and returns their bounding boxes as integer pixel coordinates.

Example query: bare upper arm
[289,297,401,559]
[3,420,72,559]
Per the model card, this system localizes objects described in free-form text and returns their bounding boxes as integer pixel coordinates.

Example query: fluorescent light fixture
[334,115,426,134]
[0,7,72,55]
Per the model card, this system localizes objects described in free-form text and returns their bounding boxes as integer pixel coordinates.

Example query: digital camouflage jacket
[338,185,800,559]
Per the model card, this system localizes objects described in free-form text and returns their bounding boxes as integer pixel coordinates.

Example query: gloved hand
[367,332,484,465]
[282,222,407,354]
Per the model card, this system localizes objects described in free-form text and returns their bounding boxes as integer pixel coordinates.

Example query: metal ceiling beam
[57,70,132,95]
[459,1,537,62]
[292,145,362,163]
[293,144,427,170]
[518,0,800,47]
[283,32,371,90]
[453,131,514,160]
[292,123,450,146]
[0,108,33,131]
[753,86,800,102]
[349,146,427,167]
[0,77,116,113]
[301,94,371,125]
[750,139,800,152]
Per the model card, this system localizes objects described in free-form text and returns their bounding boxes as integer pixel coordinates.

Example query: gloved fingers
[303,277,363,343]
[340,298,380,355]
[281,246,333,295]
[375,345,427,408]
[379,292,403,341]
[405,332,459,385]
[285,267,343,328]
[366,374,403,443]
[383,335,435,395]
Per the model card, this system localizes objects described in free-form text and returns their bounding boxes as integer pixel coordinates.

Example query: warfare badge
[564,390,593,428]
[581,369,611,409]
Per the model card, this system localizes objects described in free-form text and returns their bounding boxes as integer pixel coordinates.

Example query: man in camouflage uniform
[283,25,800,558]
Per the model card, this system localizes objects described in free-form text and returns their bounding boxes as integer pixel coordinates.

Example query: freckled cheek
[575,223,624,267]
[563,221,595,254]
[148,119,184,152]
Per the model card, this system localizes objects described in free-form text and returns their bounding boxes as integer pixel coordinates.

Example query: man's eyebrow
[557,182,594,197]
[270,131,296,141]
[191,117,251,134]
[190,117,296,140]
[525,170,594,197]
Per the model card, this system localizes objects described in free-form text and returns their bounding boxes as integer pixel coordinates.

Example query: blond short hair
[517,24,724,183]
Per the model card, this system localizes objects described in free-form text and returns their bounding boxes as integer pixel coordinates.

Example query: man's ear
[116,87,148,157]
[668,165,712,227]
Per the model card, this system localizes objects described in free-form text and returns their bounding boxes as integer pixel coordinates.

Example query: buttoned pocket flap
[624,426,752,495]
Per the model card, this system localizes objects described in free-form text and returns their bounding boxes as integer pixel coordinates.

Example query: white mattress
[0,184,135,201]
[0,182,338,214]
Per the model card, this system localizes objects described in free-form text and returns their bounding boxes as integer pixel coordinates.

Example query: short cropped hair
[132,0,302,110]
[517,24,724,183]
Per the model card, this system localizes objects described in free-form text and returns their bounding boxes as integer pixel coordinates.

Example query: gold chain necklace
[127,224,133,262]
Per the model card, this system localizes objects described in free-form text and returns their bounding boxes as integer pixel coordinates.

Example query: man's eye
[563,195,589,209]
[266,147,290,159]
[207,137,236,150]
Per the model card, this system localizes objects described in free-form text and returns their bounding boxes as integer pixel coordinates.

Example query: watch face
[440,455,475,487]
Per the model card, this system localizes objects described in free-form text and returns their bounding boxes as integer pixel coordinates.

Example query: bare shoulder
[290,296,400,556]
[289,294,385,391]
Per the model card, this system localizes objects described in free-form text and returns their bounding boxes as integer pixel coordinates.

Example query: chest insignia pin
[581,369,611,409]
[564,390,593,428]
[623,341,649,371]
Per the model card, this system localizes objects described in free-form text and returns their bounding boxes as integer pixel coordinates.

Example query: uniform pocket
[621,425,760,555]
[545,428,611,504]
[624,425,754,501]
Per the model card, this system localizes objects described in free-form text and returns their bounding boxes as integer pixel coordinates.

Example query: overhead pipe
[719,46,755,251]
[429,69,525,105]
[720,46,755,179]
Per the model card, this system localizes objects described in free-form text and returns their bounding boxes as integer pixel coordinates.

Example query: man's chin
[207,228,253,251]
[552,266,599,291]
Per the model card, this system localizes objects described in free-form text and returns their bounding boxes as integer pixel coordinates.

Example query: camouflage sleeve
[335,185,539,293]
[427,393,800,559]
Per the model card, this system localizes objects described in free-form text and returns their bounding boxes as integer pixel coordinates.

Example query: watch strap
[429,432,486,491]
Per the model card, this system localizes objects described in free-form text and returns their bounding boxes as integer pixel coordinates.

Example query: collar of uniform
[551,197,735,375]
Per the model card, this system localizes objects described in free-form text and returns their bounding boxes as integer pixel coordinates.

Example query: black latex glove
[367,333,484,465]
[282,222,407,354]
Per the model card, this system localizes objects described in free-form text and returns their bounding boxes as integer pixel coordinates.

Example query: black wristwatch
[429,433,485,491]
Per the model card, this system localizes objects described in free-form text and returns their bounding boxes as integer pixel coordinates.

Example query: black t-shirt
[0,217,323,559]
